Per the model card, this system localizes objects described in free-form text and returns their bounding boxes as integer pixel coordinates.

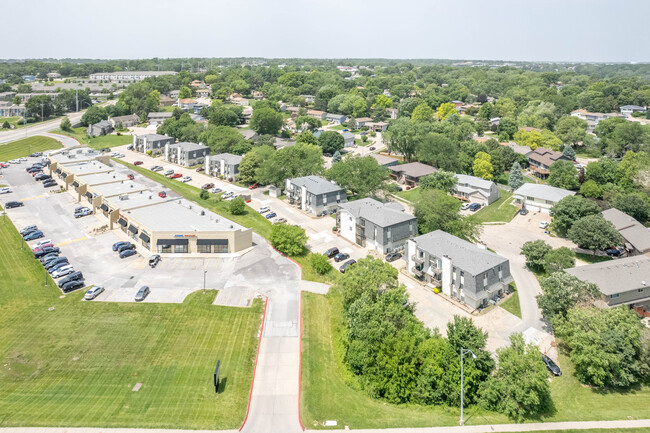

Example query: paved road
[0,112,84,144]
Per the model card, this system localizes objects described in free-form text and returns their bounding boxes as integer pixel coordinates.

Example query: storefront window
[214,243,229,253]
[198,244,211,253]
[174,244,188,253]
[158,244,171,253]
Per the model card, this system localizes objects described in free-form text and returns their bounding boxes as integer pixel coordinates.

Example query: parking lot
[0,155,300,305]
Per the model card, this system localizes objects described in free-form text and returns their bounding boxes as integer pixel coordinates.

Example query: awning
[197,239,228,246]
[139,233,150,243]
[100,204,109,211]
[118,218,127,227]
[61,173,67,178]
[128,225,138,234]
[85,192,93,199]
[157,238,188,246]
[72,181,79,187]
[56,168,61,174]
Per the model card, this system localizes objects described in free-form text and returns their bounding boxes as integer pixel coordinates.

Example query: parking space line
[56,236,88,247]
[238,292,244,307]
[192,259,200,270]
[20,194,48,202]
[225,291,232,305]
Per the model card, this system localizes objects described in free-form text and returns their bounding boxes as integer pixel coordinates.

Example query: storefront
[157,238,189,254]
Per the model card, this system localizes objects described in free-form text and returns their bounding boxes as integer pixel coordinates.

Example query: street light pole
[203,270,207,294]
[460,347,477,426]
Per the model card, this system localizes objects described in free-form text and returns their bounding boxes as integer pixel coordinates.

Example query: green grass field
[500,284,521,318]
[0,213,262,429]
[394,187,422,203]
[0,136,63,161]
[468,191,518,224]
[510,430,650,433]
[51,127,132,150]
[575,253,612,264]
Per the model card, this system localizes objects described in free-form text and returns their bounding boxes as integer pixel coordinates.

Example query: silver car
[84,286,105,300]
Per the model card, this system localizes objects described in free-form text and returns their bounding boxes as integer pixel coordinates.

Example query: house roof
[307,109,325,115]
[602,208,638,231]
[110,114,139,122]
[413,230,509,276]
[341,132,355,140]
[169,142,208,152]
[326,113,346,119]
[620,105,645,110]
[370,153,399,166]
[566,256,650,296]
[290,176,344,195]
[356,117,373,122]
[388,162,436,179]
[238,129,258,140]
[513,183,575,203]
[93,120,112,129]
[139,133,171,141]
[527,147,566,166]
[620,225,650,253]
[455,173,495,191]
[179,98,197,104]
[212,153,242,166]
[339,198,416,228]
[506,142,532,155]
[147,112,174,119]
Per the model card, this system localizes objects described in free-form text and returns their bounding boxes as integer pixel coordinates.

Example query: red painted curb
[239,296,269,432]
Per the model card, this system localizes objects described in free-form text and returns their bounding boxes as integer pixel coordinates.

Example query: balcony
[411,267,424,278]
[411,255,424,265]
[429,262,441,273]
[529,164,550,175]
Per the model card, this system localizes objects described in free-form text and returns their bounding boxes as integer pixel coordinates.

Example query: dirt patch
[3,354,40,380]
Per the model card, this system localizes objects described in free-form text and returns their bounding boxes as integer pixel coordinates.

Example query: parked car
[52,266,75,279]
[42,255,64,266]
[33,239,53,249]
[9,159,20,164]
[202,183,214,190]
[460,203,470,211]
[273,217,287,224]
[519,208,529,216]
[61,279,85,293]
[325,247,339,258]
[100,147,111,153]
[196,167,205,172]
[258,206,270,214]
[221,191,234,199]
[34,247,60,258]
[34,174,51,181]
[158,191,167,198]
[334,252,349,262]
[127,174,135,180]
[58,271,83,287]
[135,286,150,302]
[542,354,562,376]
[75,208,93,218]
[0,162,9,168]
[20,225,38,235]
[113,153,125,158]
[112,241,130,251]
[27,167,41,173]
[5,201,24,209]
[117,243,135,253]
[163,169,174,176]
[133,161,143,166]
[224,194,237,201]
[339,259,357,273]
[385,252,402,262]
[29,152,43,157]
[47,260,70,273]
[265,212,277,219]
[119,249,137,259]
[539,221,550,229]
[248,183,259,190]
[84,286,105,300]
[169,173,182,179]
[151,166,163,172]
[149,254,161,268]
[469,203,481,212]
[605,247,623,257]
[43,180,57,188]
[211,187,222,194]
[369,146,376,151]
[127,144,134,150]
[181,176,192,182]
[23,230,44,240]
[323,153,332,158]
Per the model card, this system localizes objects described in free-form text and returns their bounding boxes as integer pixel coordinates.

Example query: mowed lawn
[0,215,262,429]
[302,291,650,429]
[51,127,132,150]
[468,190,518,224]
[0,136,63,161]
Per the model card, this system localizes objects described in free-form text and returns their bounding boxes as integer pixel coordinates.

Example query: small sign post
[214,360,220,393]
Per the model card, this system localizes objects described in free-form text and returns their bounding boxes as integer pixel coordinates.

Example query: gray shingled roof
[339,198,415,228]
[456,173,494,190]
[170,142,209,152]
[341,132,355,140]
[602,208,637,230]
[566,256,650,295]
[412,230,509,275]
[140,133,171,141]
[291,176,344,195]
[389,162,436,178]
[513,183,575,203]
[212,153,242,165]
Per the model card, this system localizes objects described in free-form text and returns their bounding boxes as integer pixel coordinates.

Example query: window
[483,273,488,286]
[638,288,645,293]
[214,243,228,253]
[198,244,211,254]
[174,244,188,253]
[158,244,171,253]
[610,293,620,299]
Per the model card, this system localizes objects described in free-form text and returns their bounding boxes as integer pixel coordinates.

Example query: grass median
[51,127,132,150]
[0,136,63,161]
[0,208,263,429]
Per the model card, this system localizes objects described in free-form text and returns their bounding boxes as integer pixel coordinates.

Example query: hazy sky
[5,0,650,62]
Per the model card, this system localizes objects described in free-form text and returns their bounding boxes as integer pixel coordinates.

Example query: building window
[198,244,211,254]
[214,244,228,253]
[174,244,188,253]
[483,273,488,286]
[610,293,620,299]
[158,244,172,253]
[638,288,645,293]
[527,196,534,201]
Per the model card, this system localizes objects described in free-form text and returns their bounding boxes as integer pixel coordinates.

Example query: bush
[60,117,72,132]
[270,224,307,256]
[228,196,246,215]
[200,189,209,200]
[310,253,332,275]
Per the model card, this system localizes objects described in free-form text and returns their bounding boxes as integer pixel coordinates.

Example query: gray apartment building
[133,133,176,156]
[205,153,242,181]
[406,230,513,309]
[164,142,209,167]
[337,198,417,253]
[285,175,347,215]
[87,119,113,137]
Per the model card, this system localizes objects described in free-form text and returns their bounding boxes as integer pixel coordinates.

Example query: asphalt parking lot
[0,156,298,305]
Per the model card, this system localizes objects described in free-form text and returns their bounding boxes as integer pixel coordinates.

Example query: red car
[158,191,167,198]
[33,244,54,252]
[249,183,259,190]
[196,167,205,172]
[0,163,9,168]
[201,183,214,190]
[134,161,143,166]
[127,174,135,180]
[169,173,182,179]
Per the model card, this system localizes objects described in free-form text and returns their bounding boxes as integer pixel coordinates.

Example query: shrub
[270,224,307,256]
[228,196,246,215]
[200,189,209,200]
[310,253,332,275]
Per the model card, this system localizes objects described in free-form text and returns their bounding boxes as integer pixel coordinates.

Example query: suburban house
[205,153,242,181]
[238,129,258,141]
[355,117,373,128]
[386,108,398,119]
[87,120,113,137]
[109,114,139,128]
[406,230,513,309]
[89,71,177,82]
[168,90,180,99]
[0,92,16,101]
[0,101,24,117]
[620,105,647,117]
[602,208,650,255]
[273,138,296,150]
[190,80,206,89]
[571,109,621,131]
[196,89,210,98]
[341,131,355,147]
[285,175,347,215]
[301,95,315,104]
[527,147,571,178]
[513,183,575,214]
[490,117,500,127]
[252,91,264,100]
[133,133,175,156]
[164,142,209,167]
[366,121,389,132]
[230,97,249,106]
[307,110,326,120]
[159,94,175,106]
[337,198,417,253]
[242,107,253,122]
[389,162,436,186]
[286,106,300,115]
[326,113,347,124]
[566,256,650,310]
[178,98,198,110]
[454,174,500,205]
[370,153,400,167]
[506,142,533,157]
[147,111,174,126]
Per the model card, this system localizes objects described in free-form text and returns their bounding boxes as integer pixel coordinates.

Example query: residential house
[506,141,533,157]
[169,90,180,99]
[301,95,315,104]
[355,117,373,128]
[527,147,570,178]
[0,101,24,117]
[512,183,575,214]
[178,98,198,110]
[338,198,417,253]
[620,105,647,117]
[370,153,400,167]
[341,131,355,147]
[159,94,175,106]
[386,108,398,119]
[21,75,36,82]
[133,133,175,156]
[602,208,650,254]
[252,91,264,100]
[307,109,326,120]
[366,121,388,132]
[571,109,621,131]
[109,114,139,128]
[286,106,300,115]
[164,142,209,167]
[490,117,500,127]
[190,80,205,89]
[406,230,513,309]
[0,92,16,101]
[326,113,347,124]
[205,153,242,181]
[87,120,113,137]
[242,107,253,122]
[147,111,174,126]
[196,89,210,98]
[389,162,436,186]
[454,174,500,205]
[230,97,249,106]
[47,72,61,79]
[273,138,296,150]
[238,129,258,141]
[285,175,347,215]
[566,256,650,310]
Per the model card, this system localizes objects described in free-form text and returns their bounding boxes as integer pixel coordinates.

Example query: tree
[332,150,342,163]
[435,102,457,121]
[310,253,332,275]
[326,156,390,197]
[250,107,283,135]
[496,117,517,140]
[384,117,419,162]
[257,143,324,187]
[548,160,579,190]
[472,151,494,180]
[198,125,251,155]
[238,145,275,185]
[296,131,318,145]
[318,131,345,154]
[613,193,650,223]
[80,105,108,126]
[200,189,209,200]
[334,256,399,309]
[229,196,246,215]
[411,103,434,122]
[419,171,457,194]
[178,86,192,99]
[417,133,459,172]
[2,121,10,129]
[568,215,622,251]
[520,240,552,272]
[508,162,524,191]
[414,190,481,240]
[555,116,588,145]
[270,223,307,256]
[537,272,600,321]
[479,334,551,421]
[562,144,576,161]
[579,180,603,199]
[25,94,54,120]
[550,195,601,236]
[294,115,321,132]
[372,94,392,110]
[543,247,575,274]
[60,117,72,132]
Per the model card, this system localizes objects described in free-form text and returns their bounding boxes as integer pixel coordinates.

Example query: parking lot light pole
[460,347,477,426]
[203,270,207,294]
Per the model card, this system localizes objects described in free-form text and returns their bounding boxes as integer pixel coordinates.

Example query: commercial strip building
[512,183,575,214]
[285,175,347,215]
[406,230,513,309]
[337,198,417,253]
[602,208,650,255]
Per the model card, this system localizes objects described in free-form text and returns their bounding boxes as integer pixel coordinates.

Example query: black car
[469,203,481,212]
[339,259,357,273]
[100,147,111,153]
[61,279,85,293]
[48,261,70,273]
[26,167,41,173]
[149,254,161,268]
[117,243,135,253]
[34,174,51,181]
[112,241,130,251]
[34,246,60,258]
[519,208,529,216]
[334,252,349,262]
[5,201,23,209]
[119,249,137,259]
[605,246,624,257]
[39,253,60,263]
[325,247,339,259]
[29,152,43,157]
[58,272,83,287]
[385,252,402,262]
[46,258,69,271]
[43,182,58,188]
[542,354,562,376]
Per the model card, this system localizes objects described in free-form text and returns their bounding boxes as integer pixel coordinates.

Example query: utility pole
[40,102,44,121]
[75,88,79,112]
[203,270,207,294]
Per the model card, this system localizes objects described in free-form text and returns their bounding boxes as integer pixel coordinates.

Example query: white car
[114,153,125,158]
[180,176,192,182]
[85,286,105,300]
[460,203,470,210]
[221,191,234,199]
[225,194,238,201]
[539,221,550,229]
[34,239,53,248]
[110,151,120,157]
[258,206,270,214]
[211,187,222,194]
[52,265,75,279]
[0,187,13,194]
[9,159,20,164]
[18,157,27,162]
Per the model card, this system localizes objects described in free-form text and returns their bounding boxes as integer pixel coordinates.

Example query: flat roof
[91,180,148,197]
[125,199,246,233]
[105,190,170,211]
[566,256,650,295]
[76,171,128,186]
[50,148,102,164]
[64,161,113,176]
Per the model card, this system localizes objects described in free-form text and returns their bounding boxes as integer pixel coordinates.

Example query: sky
[4,0,650,62]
